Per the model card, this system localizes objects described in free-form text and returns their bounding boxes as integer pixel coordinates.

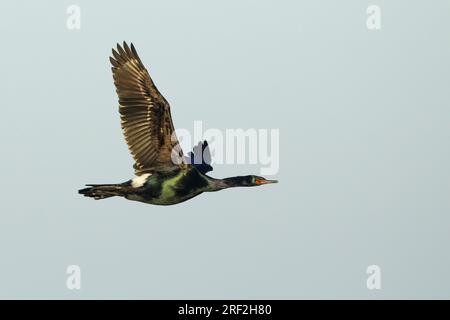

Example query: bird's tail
[78,183,127,200]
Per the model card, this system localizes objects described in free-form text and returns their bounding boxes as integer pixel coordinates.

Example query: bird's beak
[256,179,278,185]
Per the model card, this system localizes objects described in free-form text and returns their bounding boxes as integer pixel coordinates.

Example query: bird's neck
[209,176,248,191]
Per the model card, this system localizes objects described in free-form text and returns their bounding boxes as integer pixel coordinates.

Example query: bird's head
[244,175,278,187]
[220,175,278,189]
[252,175,278,186]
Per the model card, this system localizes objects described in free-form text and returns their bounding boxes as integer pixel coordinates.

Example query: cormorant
[79,42,277,205]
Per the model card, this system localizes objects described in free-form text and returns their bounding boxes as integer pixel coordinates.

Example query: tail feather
[78,184,125,200]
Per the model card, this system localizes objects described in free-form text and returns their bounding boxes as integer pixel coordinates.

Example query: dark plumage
[78,42,277,206]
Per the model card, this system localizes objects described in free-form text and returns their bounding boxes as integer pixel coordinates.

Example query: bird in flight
[79,42,277,205]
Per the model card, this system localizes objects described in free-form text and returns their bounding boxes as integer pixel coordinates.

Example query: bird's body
[126,166,211,205]
[79,42,277,206]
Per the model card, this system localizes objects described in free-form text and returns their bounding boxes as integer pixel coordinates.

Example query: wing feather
[110,42,183,174]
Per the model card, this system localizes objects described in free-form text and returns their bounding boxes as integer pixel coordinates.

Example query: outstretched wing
[184,140,213,174]
[110,42,183,174]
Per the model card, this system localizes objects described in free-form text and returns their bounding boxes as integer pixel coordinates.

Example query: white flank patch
[131,173,151,188]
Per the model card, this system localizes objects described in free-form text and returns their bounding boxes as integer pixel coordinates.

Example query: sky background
[0,0,450,299]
